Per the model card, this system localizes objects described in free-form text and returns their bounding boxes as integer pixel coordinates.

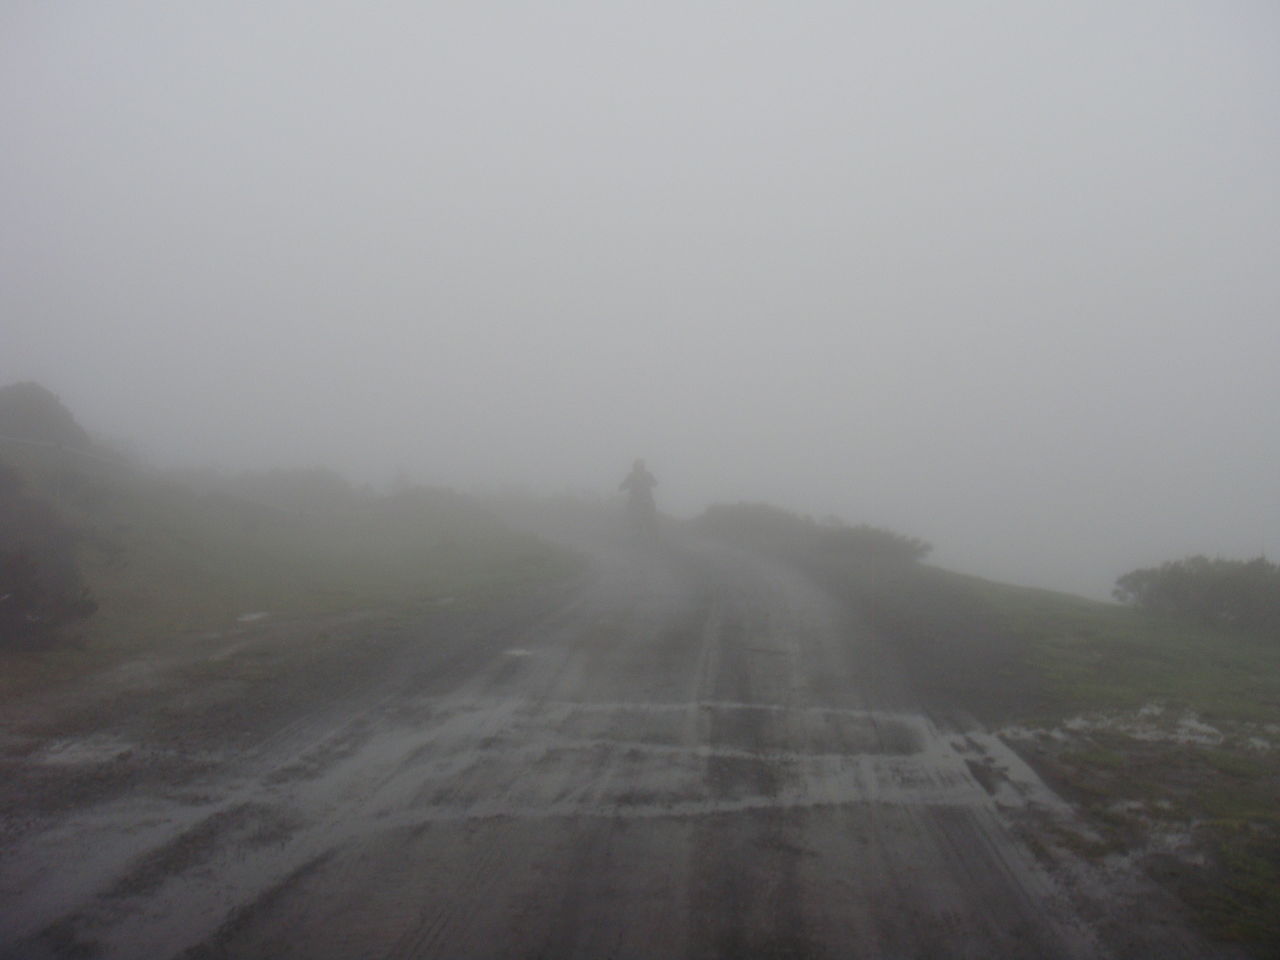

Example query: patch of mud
[998,706,1249,752]
[180,851,334,960]
[998,706,1276,957]
[1002,703,1237,748]
[108,802,300,899]
[0,748,221,828]
[266,719,377,785]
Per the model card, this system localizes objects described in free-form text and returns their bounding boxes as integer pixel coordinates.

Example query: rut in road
[0,537,1233,959]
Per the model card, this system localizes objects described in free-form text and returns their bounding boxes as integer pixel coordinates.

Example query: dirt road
[0,535,1234,959]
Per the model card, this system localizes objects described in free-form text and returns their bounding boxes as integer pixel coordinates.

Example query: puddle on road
[246,697,1042,833]
[1,694,1084,960]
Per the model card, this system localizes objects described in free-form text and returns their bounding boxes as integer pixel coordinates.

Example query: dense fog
[3,1,1278,598]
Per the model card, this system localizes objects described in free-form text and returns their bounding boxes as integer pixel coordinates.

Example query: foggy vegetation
[0,383,570,658]
[0,458,97,647]
[696,503,932,567]
[1114,556,1280,634]
[3,2,1279,957]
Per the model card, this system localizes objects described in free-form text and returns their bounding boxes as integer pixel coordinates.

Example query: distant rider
[619,459,658,533]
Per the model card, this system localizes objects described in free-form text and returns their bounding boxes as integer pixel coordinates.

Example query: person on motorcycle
[619,459,658,533]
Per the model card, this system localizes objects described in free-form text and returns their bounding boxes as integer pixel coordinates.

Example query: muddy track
[0,536,1236,959]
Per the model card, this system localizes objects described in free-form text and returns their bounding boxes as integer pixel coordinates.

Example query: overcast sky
[3,1,1278,598]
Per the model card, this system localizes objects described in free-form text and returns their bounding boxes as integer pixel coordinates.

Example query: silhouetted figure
[619,459,658,534]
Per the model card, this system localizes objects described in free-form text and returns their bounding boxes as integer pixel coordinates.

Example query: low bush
[0,460,97,646]
[1114,556,1280,637]
[695,502,931,566]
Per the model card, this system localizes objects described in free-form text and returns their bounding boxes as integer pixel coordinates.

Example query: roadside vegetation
[972,576,1280,955]
[1114,554,1280,636]
[0,460,98,648]
[696,501,1280,957]
[0,384,577,696]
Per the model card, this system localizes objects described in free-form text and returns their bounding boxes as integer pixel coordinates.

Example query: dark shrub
[695,502,931,566]
[0,460,97,647]
[0,382,92,449]
[814,523,932,565]
[695,502,814,554]
[1114,555,1280,636]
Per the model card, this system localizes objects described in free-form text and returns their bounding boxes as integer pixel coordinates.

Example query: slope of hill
[0,386,578,690]
[0,382,93,450]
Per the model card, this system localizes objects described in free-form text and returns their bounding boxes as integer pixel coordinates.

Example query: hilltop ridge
[0,382,92,450]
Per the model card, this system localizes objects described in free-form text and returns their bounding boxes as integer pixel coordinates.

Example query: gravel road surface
[0,534,1233,959]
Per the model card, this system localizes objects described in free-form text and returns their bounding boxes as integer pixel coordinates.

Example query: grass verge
[834,565,1280,957]
[1,449,580,697]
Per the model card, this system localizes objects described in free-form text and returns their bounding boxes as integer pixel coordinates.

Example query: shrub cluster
[0,381,92,449]
[695,502,931,566]
[1113,555,1280,635]
[0,460,97,646]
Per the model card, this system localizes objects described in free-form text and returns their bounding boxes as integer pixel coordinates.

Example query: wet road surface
[0,537,1231,958]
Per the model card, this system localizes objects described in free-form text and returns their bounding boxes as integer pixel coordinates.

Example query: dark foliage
[1114,555,1280,636]
[695,502,931,565]
[695,502,814,553]
[0,381,92,449]
[813,523,932,565]
[0,460,97,647]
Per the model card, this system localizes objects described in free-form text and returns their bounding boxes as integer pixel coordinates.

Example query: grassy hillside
[1,443,577,684]
[958,576,1280,953]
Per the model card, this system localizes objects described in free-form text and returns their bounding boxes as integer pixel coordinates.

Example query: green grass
[963,577,1280,726]
[789,544,1280,957]
[1058,745,1128,770]
[80,479,572,638]
[2,447,580,691]
[914,575,1280,956]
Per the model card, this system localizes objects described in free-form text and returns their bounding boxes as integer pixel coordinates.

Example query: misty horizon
[4,2,1278,600]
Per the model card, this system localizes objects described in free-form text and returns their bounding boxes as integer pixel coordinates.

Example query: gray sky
[3,1,1278,598]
